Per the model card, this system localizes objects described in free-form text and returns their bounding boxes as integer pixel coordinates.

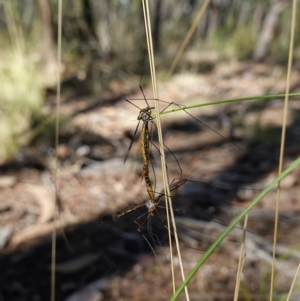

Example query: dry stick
[233,214,248,301]
[270,2,297,301]
[51,1,62,301]
[285,262,300,301]
[166,0,211,79]
[142,1,190,300]
[143,0,174,286]
[141,0,177,292]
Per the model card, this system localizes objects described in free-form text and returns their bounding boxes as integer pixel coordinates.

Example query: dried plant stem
[270,1,297,300]
[51,1,62,301]
[233,214,248,301]
[166,0,211,79]
[285,262,300,301]
[142,1,190,300]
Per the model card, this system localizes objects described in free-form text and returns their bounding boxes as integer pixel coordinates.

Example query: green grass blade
[158,93,300,116]
[169,156,300,301]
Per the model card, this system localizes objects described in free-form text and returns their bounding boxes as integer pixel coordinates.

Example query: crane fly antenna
[182,107,243,150]
[139,85,150,107]
[125,98,143,110]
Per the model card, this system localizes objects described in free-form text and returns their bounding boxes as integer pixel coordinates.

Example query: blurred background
[0,0,300,300]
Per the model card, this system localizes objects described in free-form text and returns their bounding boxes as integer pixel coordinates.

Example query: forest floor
[1,61,300,301]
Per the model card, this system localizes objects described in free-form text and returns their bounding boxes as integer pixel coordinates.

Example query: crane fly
[123,85,264,207]
[123,47,245,198]
[125,86,175,202]
[123,81,246,191]
[124,85,185,198]
[122,60,264,230]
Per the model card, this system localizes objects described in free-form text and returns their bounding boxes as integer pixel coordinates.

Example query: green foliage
[270,5,300,62]
[0,51,44,161]
[213,22,255,60]
[2,1,299,98]
[230,25,256,60]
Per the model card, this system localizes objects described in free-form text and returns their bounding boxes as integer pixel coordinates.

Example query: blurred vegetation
[0,0,299,161]
[0,2,44,161]
[0,51,43,161]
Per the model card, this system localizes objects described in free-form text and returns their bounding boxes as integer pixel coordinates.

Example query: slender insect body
[140,122,151,171]
[139,105,156,201]
[141,122,154,200]
[144,172,155,200]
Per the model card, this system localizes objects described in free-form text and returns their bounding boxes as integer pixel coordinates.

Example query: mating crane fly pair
[123,85,156,203]
[118,83,260,230]
[120,84,188,226]
[119,83,227,224]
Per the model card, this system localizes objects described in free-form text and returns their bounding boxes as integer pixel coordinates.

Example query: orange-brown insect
[124,89,156,201]
[140,120,155,200]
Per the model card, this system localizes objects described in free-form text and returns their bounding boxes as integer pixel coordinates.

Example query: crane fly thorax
[145,199,155,210]
[138,106,154,122]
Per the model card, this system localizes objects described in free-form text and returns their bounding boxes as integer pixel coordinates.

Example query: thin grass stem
[285,262,300,301]
[142,1,190,299]
[233,214,248,301]
[270,2,297,300]
[51,1,62,301]
[157,93,300,117]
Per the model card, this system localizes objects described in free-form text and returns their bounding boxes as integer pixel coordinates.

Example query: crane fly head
[138,107,154,122]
